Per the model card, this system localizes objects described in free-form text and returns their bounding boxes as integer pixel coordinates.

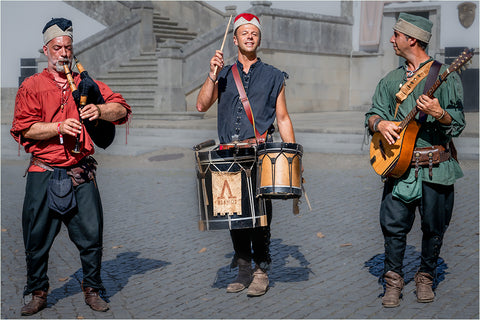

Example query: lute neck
[399,69,447,128]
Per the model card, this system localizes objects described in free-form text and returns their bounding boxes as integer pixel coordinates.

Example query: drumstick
[302,178,313,211]
[192,139,216,151]
[213,14,233,76]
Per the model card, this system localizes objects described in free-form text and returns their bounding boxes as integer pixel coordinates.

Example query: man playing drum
[196,13,296,296]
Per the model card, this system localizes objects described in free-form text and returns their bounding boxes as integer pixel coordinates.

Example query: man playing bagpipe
[11,17,131,315]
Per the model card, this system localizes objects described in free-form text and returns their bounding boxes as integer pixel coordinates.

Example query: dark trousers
[380,180,454,278]
[22,171,104,295]
[230,199,272,271]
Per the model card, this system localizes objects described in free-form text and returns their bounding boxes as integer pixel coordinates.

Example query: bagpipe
[63,56,116,152]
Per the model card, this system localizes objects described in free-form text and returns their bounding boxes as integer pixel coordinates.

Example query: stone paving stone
[2,149,478,319]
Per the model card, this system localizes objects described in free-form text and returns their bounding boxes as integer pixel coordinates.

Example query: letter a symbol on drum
[212,171,242,217]
[219,180,234,199]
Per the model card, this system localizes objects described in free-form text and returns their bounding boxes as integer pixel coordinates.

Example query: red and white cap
[233,13,261,33]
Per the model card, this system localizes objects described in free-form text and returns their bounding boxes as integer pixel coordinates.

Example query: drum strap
[231,64,267,143]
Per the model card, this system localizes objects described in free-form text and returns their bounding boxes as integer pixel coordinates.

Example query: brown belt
[28,156,97,186]
[218,138,263,150]
[411,145,451,178]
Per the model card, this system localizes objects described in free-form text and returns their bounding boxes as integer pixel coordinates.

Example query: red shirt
[11,69,131,171]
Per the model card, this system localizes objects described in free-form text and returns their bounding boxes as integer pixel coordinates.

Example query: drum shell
[195,146,268,230]
[257,142,303,199]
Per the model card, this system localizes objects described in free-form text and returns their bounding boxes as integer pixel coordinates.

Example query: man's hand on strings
[416,94,443,119]
[375,120,402,145]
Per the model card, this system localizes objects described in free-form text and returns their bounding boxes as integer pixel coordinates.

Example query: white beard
[55,60,70,73]
[55,62,65,73]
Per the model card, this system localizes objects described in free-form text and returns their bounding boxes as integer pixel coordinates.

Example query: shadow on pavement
[364,244,448,295]
[47,251,170,306]
[212,238,311,289]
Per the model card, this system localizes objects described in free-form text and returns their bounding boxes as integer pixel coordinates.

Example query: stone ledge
[132,111,206,121]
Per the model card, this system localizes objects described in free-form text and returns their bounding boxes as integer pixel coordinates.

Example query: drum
[195,144,269,231]
[257,142,303,199]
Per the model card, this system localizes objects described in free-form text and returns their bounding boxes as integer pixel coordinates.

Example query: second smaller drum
[257,142,303,199]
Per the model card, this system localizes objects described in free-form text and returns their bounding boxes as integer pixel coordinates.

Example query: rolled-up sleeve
[436,71,465,138]
[10,84,43,144]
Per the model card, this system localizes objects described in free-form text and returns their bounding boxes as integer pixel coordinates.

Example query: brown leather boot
[227,258,252,293]
[415,271,435,303]
[382,271,404,308]
[21,290,47,316]
[83,287,109,312]
[247,267,269,297]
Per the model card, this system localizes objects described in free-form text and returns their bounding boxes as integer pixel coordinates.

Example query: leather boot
[83,287,109,312]
[415,271,435,303]
[21,290,47,316]
[247,266,269,297]
[382,271,404,308]
[227,258,252,293]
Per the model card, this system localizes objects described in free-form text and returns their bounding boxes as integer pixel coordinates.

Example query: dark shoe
[247,267,269,297]
[21,290,47,316]
[415,271,435,303]
[382,271,404,308]
[227,258,253,293]
[83,287,109,312]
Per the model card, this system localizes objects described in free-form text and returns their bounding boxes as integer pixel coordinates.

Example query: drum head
[257,142,303,155]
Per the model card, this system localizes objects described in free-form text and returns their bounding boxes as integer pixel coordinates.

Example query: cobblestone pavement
[1,122,478,319]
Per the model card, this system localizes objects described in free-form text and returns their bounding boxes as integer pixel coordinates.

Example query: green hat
[393,12,433,43]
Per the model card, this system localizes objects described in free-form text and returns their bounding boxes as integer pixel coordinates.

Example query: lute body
[370,120,421,178]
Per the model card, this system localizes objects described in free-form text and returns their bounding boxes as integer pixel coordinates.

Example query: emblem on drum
[212,171,242,216]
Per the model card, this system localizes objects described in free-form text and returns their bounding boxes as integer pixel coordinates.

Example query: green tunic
[365,58,465,201]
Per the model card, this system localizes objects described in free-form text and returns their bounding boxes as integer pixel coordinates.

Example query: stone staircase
[96,13,198,115]
[153,13,197,45]
[97,52,158,113]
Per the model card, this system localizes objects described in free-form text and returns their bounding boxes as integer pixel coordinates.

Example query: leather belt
[411,145,451,178]
[218,138,261,150]
[26,156,97,187]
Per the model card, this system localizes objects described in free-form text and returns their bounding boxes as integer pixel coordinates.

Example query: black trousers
[22,171,105,295]
[380,179,454,278]
[230,199,272,271]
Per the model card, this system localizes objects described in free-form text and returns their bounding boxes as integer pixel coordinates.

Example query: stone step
[157,38,190,44]
[153,18,179,27]
[107,69,157,76]
[120,91,155,98]
[154,29,197,37]
[111,66,157,73]
[126,100,155,106]
[96,75,157,82]
[132,111,204,120]
[120,90,156,96]
[155,34,196,43]
[127,56,156,64]
[152,14,170,21]
[153,25,190,32]
[119,60,157,67]
[116,88,156,94]
[126,105,154,111]
[103,83,158,91]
